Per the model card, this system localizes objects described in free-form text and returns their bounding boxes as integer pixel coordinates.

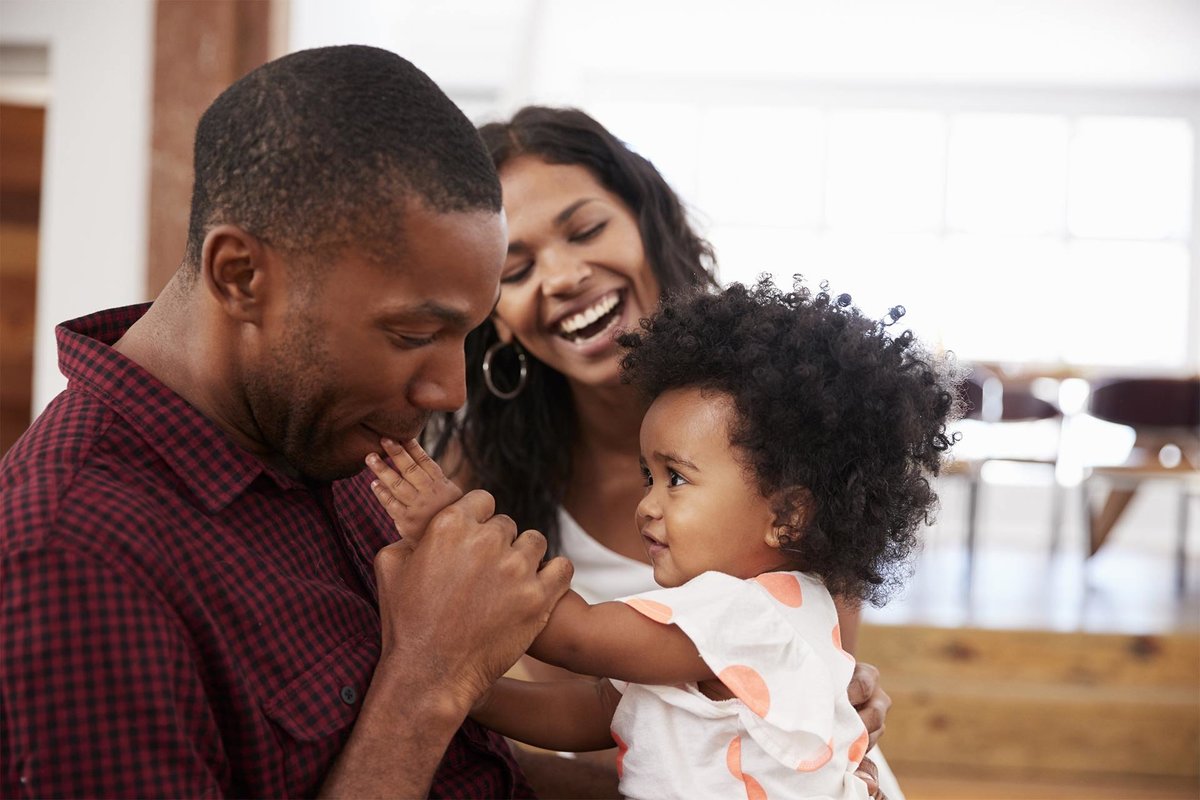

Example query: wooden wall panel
[146,0,272,297]
[0,103,44,454]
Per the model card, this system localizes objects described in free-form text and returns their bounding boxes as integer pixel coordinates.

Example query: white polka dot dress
[611,571,871,800]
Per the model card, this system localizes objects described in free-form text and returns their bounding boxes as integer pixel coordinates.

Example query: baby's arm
[529,590,715,685]
[471,676,622,752]
[366,438,463,542]
[468,592,715,752]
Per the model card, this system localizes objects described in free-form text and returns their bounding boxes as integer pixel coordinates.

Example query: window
[588,98,1197,371]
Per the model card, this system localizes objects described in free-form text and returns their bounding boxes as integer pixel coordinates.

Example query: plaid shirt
[1,304,534,799]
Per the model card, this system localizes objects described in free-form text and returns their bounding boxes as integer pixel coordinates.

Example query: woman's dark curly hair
[428,106,717,550]
[619,277,963,606]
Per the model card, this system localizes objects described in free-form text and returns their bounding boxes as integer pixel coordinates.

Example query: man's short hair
[183,45,501,271]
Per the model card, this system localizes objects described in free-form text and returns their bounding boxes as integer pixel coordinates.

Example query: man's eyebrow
[379,302,471,328]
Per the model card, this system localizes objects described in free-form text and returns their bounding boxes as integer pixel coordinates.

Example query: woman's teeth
[558,293,622,341]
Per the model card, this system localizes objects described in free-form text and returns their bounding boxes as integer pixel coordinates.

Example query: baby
[367,277,959,799]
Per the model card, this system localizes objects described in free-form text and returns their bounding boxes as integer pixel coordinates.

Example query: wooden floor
[859,470,1200,800]
[898,766,1198,800]
[867,472,1199,634]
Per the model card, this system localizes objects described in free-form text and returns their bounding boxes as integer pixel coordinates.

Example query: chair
[950,364,1063,589]
[1081,377,1200,593]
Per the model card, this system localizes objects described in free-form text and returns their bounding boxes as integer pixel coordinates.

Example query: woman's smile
[494,157,660,388]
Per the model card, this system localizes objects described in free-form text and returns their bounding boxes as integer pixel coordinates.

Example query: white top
[554,506,904,799]
[556,507,655,605]
[611,571,871,800]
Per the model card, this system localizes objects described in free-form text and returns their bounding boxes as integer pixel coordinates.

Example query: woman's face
[493,156,661,389]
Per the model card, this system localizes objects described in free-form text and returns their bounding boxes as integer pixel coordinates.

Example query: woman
[430,105,898,798]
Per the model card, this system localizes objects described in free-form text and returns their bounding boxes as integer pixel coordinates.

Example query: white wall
[290,0,1200,111]
[0,0,154,415]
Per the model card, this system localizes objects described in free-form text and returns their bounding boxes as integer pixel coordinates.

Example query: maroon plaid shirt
[1,304,534,799]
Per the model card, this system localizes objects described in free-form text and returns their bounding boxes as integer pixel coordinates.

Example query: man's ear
[491,314,515,345]
[201,224,274,324]
[765,486,814,549]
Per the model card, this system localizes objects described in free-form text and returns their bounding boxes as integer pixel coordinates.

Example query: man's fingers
[486,513,518,542]
[535,555,574,601]
[511,527,548,557]
[456,489,497,523]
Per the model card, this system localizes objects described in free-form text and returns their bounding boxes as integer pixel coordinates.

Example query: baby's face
[636,387,788,587]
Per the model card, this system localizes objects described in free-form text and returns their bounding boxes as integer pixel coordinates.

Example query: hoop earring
[482,340,528,400]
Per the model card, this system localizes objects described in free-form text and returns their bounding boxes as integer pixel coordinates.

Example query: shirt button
[340,685,358,705]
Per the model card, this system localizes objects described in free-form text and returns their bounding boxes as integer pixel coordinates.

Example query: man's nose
[408,345,468,412]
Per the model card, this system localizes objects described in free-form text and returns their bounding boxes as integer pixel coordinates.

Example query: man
[1,45,571,798]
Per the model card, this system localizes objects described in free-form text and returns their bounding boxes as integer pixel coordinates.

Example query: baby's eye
[640,465,653,487]
[667,468,687,487]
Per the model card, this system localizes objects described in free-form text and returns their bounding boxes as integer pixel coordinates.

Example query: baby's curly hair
[619,276,962,606]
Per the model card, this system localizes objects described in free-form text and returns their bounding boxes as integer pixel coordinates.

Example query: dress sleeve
[619,570,839,772]
[1,543,225,798]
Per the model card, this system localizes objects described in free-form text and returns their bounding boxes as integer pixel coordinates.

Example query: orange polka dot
[848,728,870,766]
[833,624,855,662]
[795,738,834,772]
[725,735,743,780]
[753,572,804,607]
[623,597,673,624]
[743,773,768,800]
[611,729,628,779]
[718,664,771,717]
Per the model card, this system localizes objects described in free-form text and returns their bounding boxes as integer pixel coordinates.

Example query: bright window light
[825,110,946,233]
[1068,116,1194,240]
[1061,240,1190,366]
[939,235,1067,363]
[708,226,819,289]
[947,114,1070,236]
[697,106,824,228]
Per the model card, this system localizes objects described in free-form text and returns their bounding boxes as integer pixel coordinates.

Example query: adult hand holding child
[365,438,573,707]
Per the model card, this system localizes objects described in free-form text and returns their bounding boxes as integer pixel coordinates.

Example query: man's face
[249,200,505,481]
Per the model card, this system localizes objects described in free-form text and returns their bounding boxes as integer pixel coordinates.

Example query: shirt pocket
[262,633,379,796]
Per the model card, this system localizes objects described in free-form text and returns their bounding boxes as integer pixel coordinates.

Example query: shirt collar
[57,302,308,512]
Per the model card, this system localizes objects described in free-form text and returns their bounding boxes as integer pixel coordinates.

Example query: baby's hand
[366,438,464,544]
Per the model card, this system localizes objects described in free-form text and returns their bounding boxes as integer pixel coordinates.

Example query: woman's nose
[540,248,592,296]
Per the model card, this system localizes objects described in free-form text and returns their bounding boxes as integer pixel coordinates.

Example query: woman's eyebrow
[554,198,599,226]
[507,198,601,254]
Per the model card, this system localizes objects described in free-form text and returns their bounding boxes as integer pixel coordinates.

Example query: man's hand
[322,490,573,798]
[373,488,574,713]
